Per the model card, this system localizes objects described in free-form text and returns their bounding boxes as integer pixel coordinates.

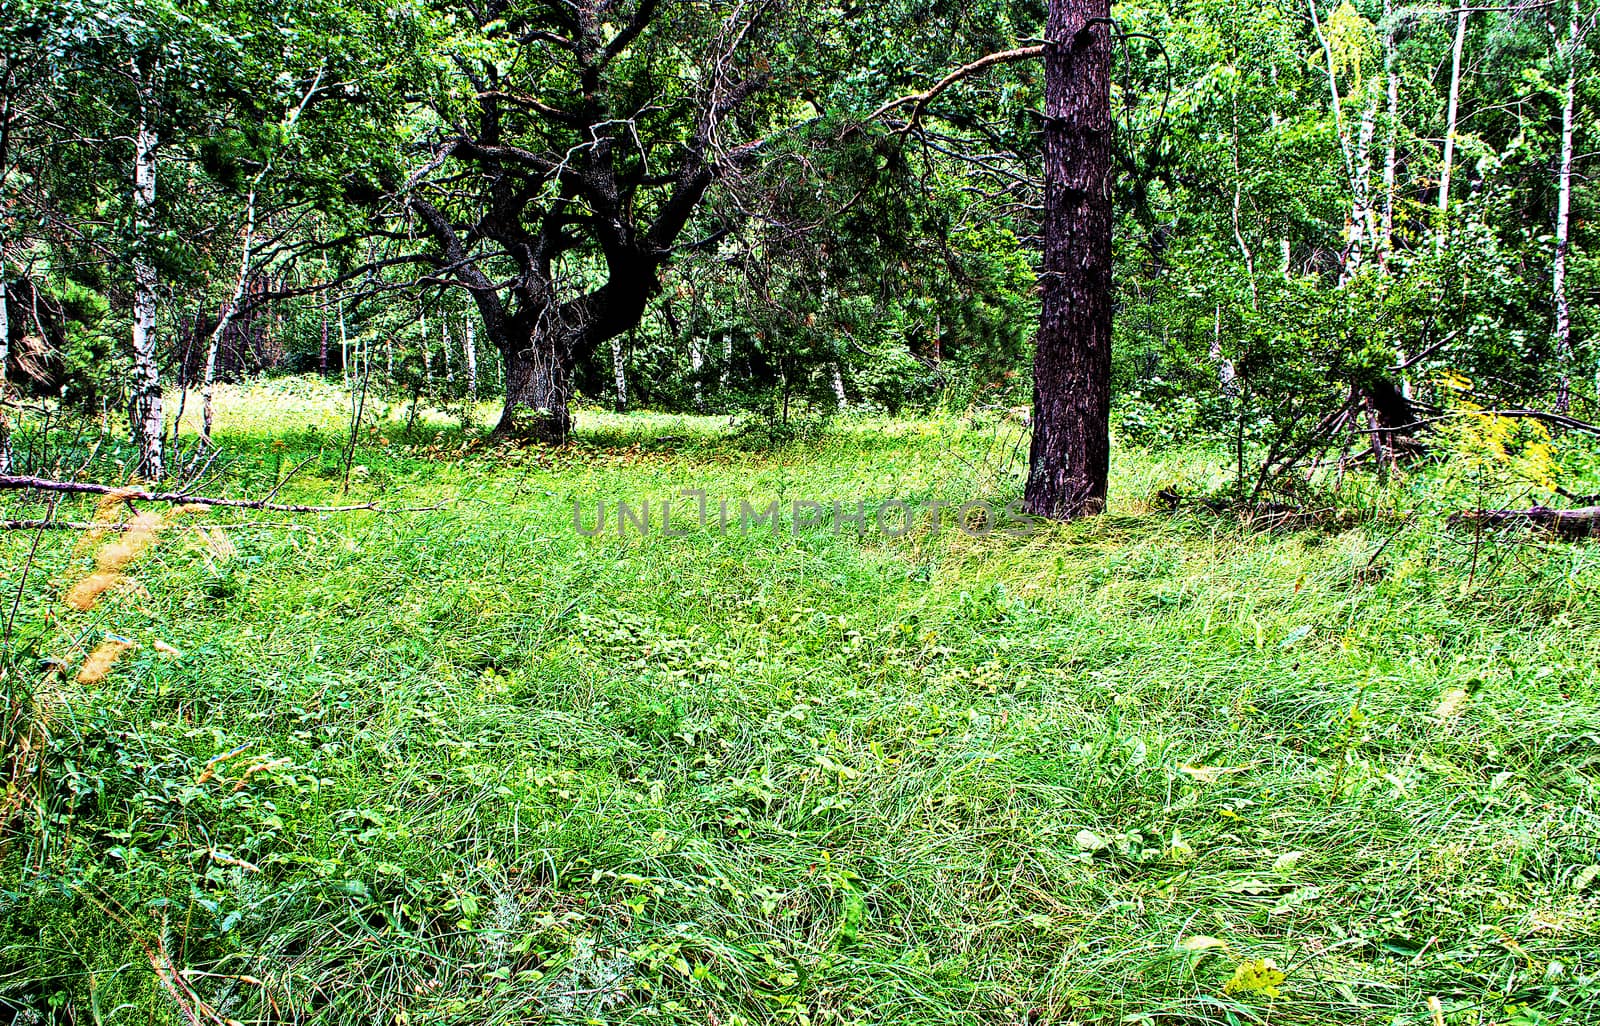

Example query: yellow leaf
[1224,958,1285,999]
[1179,935,1228,952]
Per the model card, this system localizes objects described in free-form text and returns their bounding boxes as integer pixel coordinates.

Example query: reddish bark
[1024,0,1115,520]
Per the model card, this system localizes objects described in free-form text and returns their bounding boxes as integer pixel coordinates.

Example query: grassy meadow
[3,378,1600,1026]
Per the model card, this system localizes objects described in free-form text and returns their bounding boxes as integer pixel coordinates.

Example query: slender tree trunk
[340,299,350,386]
[201,186,258,443]
[0,92,12,476]
[129,62,163,481]
[720,332,732,392]
[464,316,478,401]
[1269,67,1292,276]
[319,314,328,374]
[1553,0,1580,414]
[1024,0,1115,520]
[611,334,628,411]
[442,320,453,383]
[1380,0,1399,265]
[1309,0,1368,281]
[830,362,848,411]
[0,264,10,476]
[1343,87,1380,281]
[1383,0,1409,395]
[690,335,704,412]
[419,310,430,383]
[1437,6,1468,250]
[1210,303,1238,394]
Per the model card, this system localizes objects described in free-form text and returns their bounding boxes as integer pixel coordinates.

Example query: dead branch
[1,519,311,531]
[1449,505,1600,539]
[861,45,1046,135]
[0,475,432,514]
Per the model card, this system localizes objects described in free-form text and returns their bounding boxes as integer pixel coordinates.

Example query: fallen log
[1449,505,1600,539]
[0,474,430,514]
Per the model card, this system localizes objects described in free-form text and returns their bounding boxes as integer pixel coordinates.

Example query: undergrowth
[2,379,1598,1026]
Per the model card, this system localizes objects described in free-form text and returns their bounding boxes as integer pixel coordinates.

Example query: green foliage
[3,380,1600,1025]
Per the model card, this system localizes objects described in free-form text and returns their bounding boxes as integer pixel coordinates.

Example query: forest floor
[3,377,1600,1026]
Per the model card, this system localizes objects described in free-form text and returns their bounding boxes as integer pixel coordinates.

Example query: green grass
[3,378,1599,1026]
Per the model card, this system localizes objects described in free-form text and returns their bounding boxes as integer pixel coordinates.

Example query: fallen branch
[1449,505,1600,539]
[0,475,430,514]
[1,519,310,531]
[1386,408,1600,437]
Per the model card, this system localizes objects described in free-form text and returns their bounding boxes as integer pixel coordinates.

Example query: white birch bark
[1380,0,1399,265]
[200,186,255,442]
[611,334,628,411]
[1553,0,1583,413]
[340,298,350,387]
[464,316,477,401]
[689,334,704,412]
[1437,7,1468,250]
[198,71,321,443]
[129,60,163,480]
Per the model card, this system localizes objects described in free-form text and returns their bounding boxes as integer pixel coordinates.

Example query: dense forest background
[2,0,1595,495]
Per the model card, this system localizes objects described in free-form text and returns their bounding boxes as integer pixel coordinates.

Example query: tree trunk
[319,314,329,374]
[496,327,574,443]
[1341,86,1380,282]
[464,316,478,401]
[1437,6,1468,249]
[1380,0,1399,266]
[129,65,163,481]
[0,268,11,476]
[1024,0,1114,520]
[0,92,11,477]
[690,335,704,412]
[340,299,350,386]
[1553,0,1579,414]
[201,188,258,444]
[611,334,628,412]
[830,361,848,411]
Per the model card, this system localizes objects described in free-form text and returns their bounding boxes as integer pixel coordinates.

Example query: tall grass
[2,379,1597,1026]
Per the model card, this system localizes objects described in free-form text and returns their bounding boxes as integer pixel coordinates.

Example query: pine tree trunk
[129,65,164,481]
[1553,0,1579,414]
[1024,0,1115,520]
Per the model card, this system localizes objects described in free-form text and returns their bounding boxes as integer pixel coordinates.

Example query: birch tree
[1549,0,1594,413]
[128,55,163,480]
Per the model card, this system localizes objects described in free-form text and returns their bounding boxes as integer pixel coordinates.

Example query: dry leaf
[77,637,135,683]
